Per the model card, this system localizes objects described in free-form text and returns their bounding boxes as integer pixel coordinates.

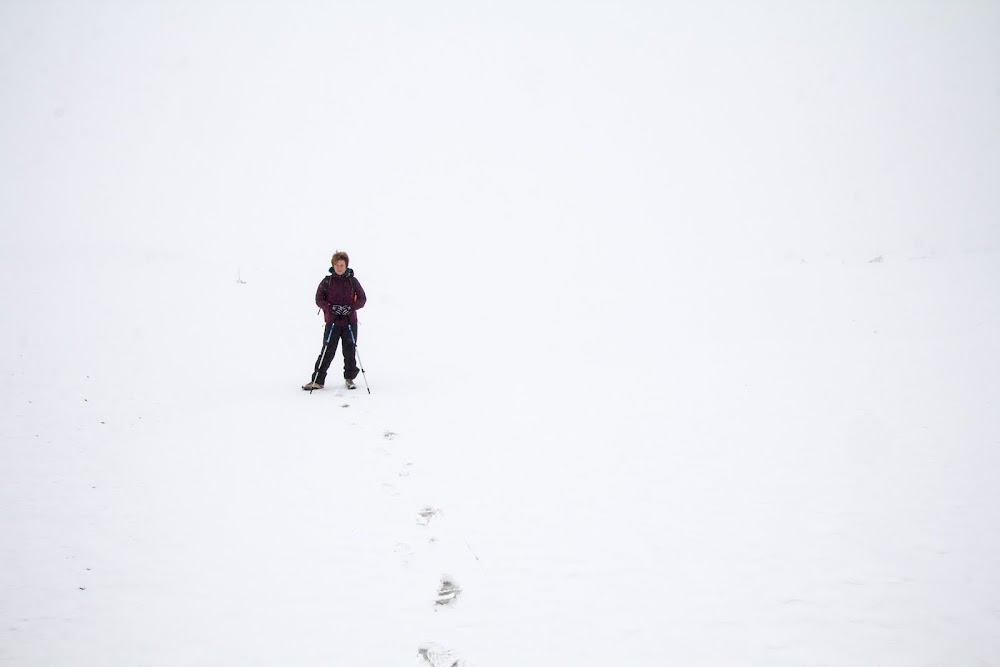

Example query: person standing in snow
[302,251,367,390]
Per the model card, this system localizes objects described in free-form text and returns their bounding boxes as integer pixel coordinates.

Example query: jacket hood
[329,267,355,278]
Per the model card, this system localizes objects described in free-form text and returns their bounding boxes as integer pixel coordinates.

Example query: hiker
[302,251,367,390]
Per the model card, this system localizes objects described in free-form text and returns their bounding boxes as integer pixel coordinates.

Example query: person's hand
[331,305,352,316]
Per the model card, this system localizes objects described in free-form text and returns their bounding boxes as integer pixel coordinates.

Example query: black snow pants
[311,323,359,386]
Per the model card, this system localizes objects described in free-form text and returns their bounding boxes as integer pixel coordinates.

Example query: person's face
[333,260,347,275]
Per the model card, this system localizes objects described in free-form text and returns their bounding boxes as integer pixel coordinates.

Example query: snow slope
[3,2,1000,665]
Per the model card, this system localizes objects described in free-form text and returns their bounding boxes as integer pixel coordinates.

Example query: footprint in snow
[419,643,471,667]
[434,574,462,608]
[394,542,415,565]
[417,506,440,526]
[383,430,399,440]
[380,483,399,497]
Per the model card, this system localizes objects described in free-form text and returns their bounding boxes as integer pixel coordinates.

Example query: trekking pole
[310,324,335,394]
[347,324,370,394]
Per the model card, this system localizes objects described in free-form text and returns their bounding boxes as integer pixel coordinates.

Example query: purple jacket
[315,268,366,326]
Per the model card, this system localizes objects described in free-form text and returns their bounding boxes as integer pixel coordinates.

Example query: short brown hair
[331,251,349,267]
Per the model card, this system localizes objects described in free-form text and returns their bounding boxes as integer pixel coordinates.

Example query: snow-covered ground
[3,2,1000,665]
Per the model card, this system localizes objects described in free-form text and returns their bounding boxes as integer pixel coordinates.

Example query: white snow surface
[3,2,1000,665]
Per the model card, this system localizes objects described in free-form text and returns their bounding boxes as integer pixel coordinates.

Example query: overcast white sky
[2,1,999,269]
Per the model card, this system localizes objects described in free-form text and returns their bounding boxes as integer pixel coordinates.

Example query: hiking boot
[302,381,324,390]
[345,378,356,390]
